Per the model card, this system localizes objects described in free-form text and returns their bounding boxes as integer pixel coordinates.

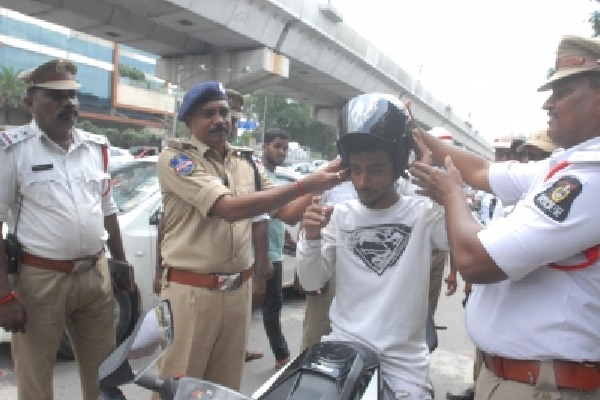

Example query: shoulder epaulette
[79,130,109,146]
[0,127,36,150]
[568,144,600,164]
[167,139,196,151]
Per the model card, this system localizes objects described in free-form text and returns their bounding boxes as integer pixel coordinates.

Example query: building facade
[0,7,175,131]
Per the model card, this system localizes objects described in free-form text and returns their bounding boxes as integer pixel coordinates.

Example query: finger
[444,155,455,170]
[311,195,322,205]
[302,219,325,229]
[304,208,327,220]
[413,188,430,197]
[408,162,431,178]
[339,168,350,180]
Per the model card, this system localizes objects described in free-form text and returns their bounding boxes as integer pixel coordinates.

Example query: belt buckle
[73,257,95,273]
[215,273,241,291]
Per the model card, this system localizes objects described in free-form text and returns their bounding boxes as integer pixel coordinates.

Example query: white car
[109,146,134,169]
[312,159,329,168]
[273,167,302,288]
[288,162,317,175]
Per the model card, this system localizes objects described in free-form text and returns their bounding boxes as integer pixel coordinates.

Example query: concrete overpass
[3,0,493,157]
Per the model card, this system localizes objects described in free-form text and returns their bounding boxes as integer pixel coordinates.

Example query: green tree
[75,120,163,149]
[590,1,599,37]
[164,115,190,139]
[0,67,26,123]
[244,90,337,158]
[118,64,146,81]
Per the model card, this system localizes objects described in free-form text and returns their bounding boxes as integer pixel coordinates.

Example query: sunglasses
[198,107,230,119]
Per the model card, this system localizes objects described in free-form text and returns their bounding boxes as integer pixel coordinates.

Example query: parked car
[273,167,302,288]
[110,146,134,169]
[129,146,160,159]
[312,159,329,168]
[288,162,316,175]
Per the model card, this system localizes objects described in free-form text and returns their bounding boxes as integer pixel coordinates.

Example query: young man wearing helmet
[296,93,448,400]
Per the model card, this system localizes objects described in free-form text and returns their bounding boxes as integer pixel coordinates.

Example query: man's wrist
[0,291,18,306]
[300,228,321,241]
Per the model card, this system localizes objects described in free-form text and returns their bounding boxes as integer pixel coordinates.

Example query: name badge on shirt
[533,176,582,222]
[31,164,53,172]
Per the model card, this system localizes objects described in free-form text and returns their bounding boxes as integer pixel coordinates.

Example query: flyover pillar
[314,106,341,128]
[156,47,290,92]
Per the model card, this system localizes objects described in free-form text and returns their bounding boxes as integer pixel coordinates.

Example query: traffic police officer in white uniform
[410,35,600,399]
[0,59,128,400]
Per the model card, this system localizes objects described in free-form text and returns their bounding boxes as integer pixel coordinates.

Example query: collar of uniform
[30,120,85,150]
[189,136,235,160]
[546,136,600,168]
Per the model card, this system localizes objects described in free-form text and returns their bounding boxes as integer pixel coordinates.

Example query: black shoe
[446,388,474,400]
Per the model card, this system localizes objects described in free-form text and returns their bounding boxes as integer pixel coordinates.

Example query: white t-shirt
[467,137,600,361]
[297,196,448,394]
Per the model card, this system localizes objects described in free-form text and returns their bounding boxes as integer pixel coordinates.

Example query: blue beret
[178,81,228,121]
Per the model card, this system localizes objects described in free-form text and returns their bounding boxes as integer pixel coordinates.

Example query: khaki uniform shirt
[157,136,274,273]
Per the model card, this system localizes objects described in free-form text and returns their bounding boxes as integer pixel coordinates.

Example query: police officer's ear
[23,90,37,113]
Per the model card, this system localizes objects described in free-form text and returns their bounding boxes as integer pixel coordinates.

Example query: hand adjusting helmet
[337,93,413,178]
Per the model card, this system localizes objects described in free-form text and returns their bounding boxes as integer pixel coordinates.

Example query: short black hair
[226,89,244,109]
[264,128,289,144]
[344,135,400,178]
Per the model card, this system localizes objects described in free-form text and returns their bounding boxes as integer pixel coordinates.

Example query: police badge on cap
[17,59,81,90]
[178,81,228,121]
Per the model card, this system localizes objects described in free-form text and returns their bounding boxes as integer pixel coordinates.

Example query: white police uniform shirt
[0,121,118,260]
[297,195,448,395]
[467,136,600,362]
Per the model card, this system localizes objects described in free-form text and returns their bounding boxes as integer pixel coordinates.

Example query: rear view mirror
[99,300,173,390]
[129,300,173,377]
[149,209,162,226]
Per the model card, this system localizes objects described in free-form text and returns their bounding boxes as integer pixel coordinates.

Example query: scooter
[99,301,438,400]
[99,300,388,400]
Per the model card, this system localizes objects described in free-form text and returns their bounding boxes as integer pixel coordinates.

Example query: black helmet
[337,93,412,178]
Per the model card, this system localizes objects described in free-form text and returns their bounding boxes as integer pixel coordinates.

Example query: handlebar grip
[135,374,180,400]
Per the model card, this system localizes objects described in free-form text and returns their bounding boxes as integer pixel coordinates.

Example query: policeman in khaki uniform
[411,35,600,399]
[0,59,128,400]
[156,81,344,390]
[517,128,558,162]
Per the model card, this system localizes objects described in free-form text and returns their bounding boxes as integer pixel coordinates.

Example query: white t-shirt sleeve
[479,165,600,280]
[296,214,337,291]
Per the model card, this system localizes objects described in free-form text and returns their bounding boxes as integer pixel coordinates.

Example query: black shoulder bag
[4,196,23,274]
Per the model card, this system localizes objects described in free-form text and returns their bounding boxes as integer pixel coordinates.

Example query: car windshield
[110,147,128,157]
[111,161,159,213]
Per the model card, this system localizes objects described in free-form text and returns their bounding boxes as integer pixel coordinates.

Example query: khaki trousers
[12,255,116,400]
[476,362,600,400]
[157,278,250,391]
[301,270,336,351]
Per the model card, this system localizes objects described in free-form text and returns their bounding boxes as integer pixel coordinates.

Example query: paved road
[0,269,475,399]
